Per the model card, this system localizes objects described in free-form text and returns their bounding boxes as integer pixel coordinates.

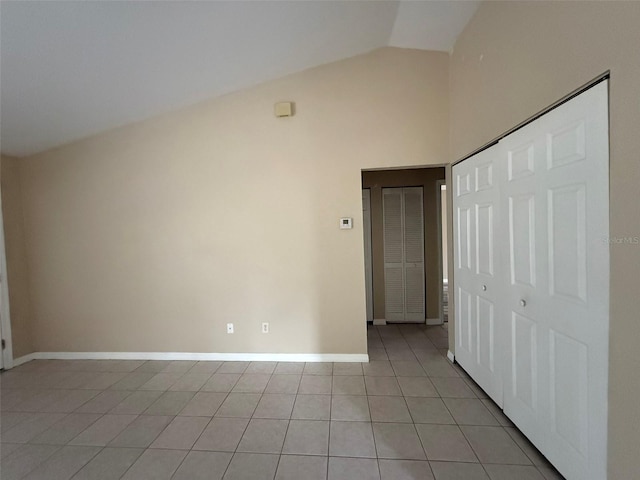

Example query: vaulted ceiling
[0,1,479,157]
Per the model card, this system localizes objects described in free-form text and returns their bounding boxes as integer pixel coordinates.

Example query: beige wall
[1,155,34,358]
[13,47,449,356]
[362,168,445,320]
[448,2,640,477]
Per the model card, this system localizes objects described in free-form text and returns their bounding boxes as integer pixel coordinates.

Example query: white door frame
[362,188,373,323]
[436,180,446,325]
[0,192,14,369]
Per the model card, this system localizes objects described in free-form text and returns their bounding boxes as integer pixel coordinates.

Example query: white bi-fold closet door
[453,80,609,480]
[383,187,425,322]
[453,145,503,405]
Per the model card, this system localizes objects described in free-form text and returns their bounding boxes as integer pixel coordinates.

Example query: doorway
[362,167,446,325]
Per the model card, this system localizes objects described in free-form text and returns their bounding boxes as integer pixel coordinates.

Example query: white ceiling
[0,1,479,157]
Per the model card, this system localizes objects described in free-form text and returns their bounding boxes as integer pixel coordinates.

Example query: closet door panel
[501,81,609,480]
[383,187,425,322]
[453,144,504,406]
[383,189,404,321]
[403,188,425,322]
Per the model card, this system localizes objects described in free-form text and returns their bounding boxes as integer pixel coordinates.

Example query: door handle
[482,285,487,291]
[520,299,527,307]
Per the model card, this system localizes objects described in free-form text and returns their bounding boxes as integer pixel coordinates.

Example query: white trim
[13,351,369,364]
[426,317,442,326]
[13,352,35,367]
[0,194,14,370]
[447,350,455,363]
[373,319,387,326]
[436,180,446,328]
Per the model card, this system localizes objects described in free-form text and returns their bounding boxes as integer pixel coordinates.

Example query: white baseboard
[12,351,369,366]
[447,350,455,363]
[426,317,443,326]
[12,352,36,367]
[373,319,387,326]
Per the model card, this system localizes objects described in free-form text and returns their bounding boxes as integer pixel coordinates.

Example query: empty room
[0,1,638,479]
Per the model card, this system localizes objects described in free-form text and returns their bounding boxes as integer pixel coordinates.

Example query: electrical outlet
[261,322,269,334]
[227,323,234,334]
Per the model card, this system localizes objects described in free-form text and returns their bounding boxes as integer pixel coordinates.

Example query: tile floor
[0,324,564,479]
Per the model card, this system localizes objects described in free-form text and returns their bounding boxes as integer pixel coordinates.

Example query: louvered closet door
[383,187,425,322]
[501,81,609,480]
[453,144,503,406]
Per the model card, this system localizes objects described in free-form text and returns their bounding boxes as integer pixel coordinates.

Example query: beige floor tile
[275,454,327,480]
[75,390,132,414]
[431,377,476,398]
[109,390,162,414]
[391,361,426,377]
[172,450,232,480]
[333,362,363,376]
[397,377,438,397]
[2,412,66,443]
[328,457,380,480]
[189,361,223,374]
[22,445,100,480]
[282,419,329,455]
[223,452,279,480]
[168,373,212,391]
[415,424,477,462]
[373,422,426,460]
[139,373,183,391]
[215,393,260,418]
[0,444,60,480]
[121,448,187,480]
[143,391,194,415]
[73,448,144,480]
[201,373,241,392]
[108,372,156,390]
[304,363,333,375]
[368,396,412,423]
[274,362,305,375]
[231,374,271,393]
[149,415,209,449]
[160,360,196,373]
[443,398,501,426]
[365,376,402,396]
[265,375,301,394]
[291,394,331,420]
[405,397,456,424]
[193,417,249,452]
[298,375,332,394]
[108,414,172,448]
[69,414,137,446]
[331,395,370,421]
[363,361,395,377]
[236,418,288,454]
[31,413,102,445]
[332,375,366,395]
[329,421,376,458]
[378,459,434,480]
[253,394,295,419]
[430,461,489,480]
[134,361,171,373]
[461,426,531,465]
[484,464,546,480]
[217,362,249,374]
[179,391,227,416]
[245,362,277,374]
